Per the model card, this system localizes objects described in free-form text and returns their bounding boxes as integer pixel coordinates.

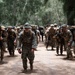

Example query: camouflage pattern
[73,31,75,54]
[55,28,65,55]
[18,30,37,70]
[72,41,75,54]
[39,26,45,42]
[0,26,7,61]
[7,29,16,56]
[46,27,56,50]
[70,27,75,55]
[62,29,73,59]
[31,25,40,44]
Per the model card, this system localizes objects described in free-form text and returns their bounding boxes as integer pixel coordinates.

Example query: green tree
[1,0,72,26]
[59,0,75,25]
[39,0,65,25]
[1,0,42,25]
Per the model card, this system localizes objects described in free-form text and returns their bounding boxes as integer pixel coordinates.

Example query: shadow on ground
[56,54,66,56]
[0,61,8,65]
[19,69,38,74]
[0,55,18,65]
[62,57,75,61]
[6,55,18,57]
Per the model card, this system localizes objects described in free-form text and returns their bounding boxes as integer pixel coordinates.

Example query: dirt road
[0,41,75,75]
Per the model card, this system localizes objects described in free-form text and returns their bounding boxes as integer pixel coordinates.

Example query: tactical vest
[21,31,33,46]
[7,31,16,41]
[49,28,55,36]
[62,31,71,42]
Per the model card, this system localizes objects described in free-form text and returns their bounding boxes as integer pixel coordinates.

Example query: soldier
[1,26,8,52]
[16,27,21,49]
[31,25,40,44]
[17,23,37,72]
[70,26,75,55]
[7,26,16,56]
[62,24,73,59]
[44,26,50,45]
[72,30,75,55]
[39,26,45,42]
[54,27,64,55]
[46,24,56,50]
[0,26,7,61]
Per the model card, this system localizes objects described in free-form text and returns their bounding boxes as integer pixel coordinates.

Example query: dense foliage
[0,0,75,26]
[59,0,75,25]
[0,0,42,26]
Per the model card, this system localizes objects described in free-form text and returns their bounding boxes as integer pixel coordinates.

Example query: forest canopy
[0,0,75,26]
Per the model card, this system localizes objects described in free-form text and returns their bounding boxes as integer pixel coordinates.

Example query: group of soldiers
[0,23,45,72]
[0,25,17,61]
[45,23,75,60]
[0,23,75,71]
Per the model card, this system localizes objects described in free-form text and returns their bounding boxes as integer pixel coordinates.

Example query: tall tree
[60,0,75,25]
[2,0,42,25]
[44,0,48,4]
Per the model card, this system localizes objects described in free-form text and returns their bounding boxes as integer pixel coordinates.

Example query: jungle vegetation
[0,0,75,26]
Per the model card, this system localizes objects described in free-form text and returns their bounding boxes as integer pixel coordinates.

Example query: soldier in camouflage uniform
[62,24,73,59]
[31,25,40,44]
[7,26,16,56]
[39,26,45,42]
[0,26,7,61]
[17,23,37,71]
[72,31,75,55]
[70,27,75,56]
[46,24,56,50]
[54,27,64,55]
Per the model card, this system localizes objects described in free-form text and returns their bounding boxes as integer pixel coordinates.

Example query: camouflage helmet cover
[24,22,31,28]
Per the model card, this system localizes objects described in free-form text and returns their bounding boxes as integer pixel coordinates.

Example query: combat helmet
[24,22,31,28]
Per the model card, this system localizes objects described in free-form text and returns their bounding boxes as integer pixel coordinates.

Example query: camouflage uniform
[7,27,16,56]
[46,26,56,50]
[62,25,73,59]
[0,26,7,61]
[18,23,37,70]
[39,26,44,42]
[32,28,40,44]
[70,28,75,55]
[73,31,75,54]
[55,30,64,55]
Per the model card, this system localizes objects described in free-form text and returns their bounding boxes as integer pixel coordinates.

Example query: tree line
[0,0,75,26]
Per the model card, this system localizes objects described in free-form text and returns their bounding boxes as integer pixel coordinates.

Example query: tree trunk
[67,17,74,26]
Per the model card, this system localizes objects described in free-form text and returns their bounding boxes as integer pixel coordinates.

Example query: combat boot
[30,63,33,70]
[22,67,27,73]
[23,65,27,71]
